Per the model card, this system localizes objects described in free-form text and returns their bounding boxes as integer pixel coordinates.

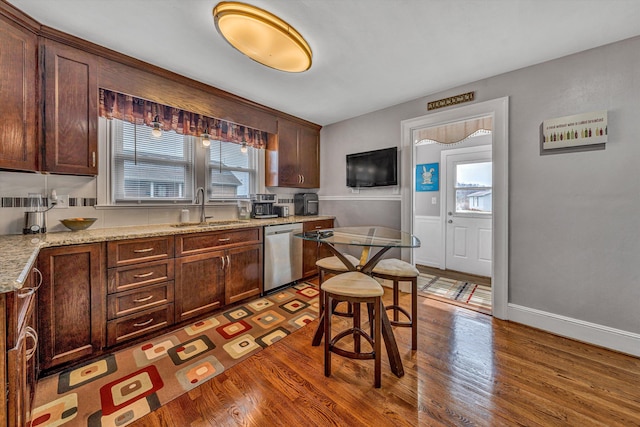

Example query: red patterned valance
[98,89,267,148]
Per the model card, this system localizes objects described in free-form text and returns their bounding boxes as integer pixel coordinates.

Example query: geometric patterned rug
[417,273,492,315]
[29,282,319,427]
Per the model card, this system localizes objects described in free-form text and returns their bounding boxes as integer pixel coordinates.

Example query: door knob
[448,211,453,216]
[448,219,453,223]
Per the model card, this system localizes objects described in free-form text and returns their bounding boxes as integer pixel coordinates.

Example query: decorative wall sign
[542,110,608,151]
[427,92,475,111]
[416,163,439,192]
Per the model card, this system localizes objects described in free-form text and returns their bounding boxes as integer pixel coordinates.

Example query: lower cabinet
[174,251,226,323]
[3,266,40,427]
[225,243,263,305]
[175,228,263,323]
[38,243,104,371]
[302,219,335,278]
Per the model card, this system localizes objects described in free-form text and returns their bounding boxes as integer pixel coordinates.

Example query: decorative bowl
[60,217,97,231]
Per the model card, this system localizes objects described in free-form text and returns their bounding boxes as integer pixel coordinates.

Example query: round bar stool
[371,259,419,350]
[316,254,359,317]
[322,271,384,388]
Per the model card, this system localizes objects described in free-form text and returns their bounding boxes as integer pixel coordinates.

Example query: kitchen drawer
[107,236,174,268]
[303,219,334,232]
[106,304,174,347]
[107,281,174,320]
[107,259,174,293]
[176,227,262,256]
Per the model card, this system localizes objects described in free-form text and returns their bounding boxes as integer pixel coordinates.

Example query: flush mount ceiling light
[212,2,312,73]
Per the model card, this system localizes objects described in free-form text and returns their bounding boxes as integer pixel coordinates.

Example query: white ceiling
[8,0,640,126]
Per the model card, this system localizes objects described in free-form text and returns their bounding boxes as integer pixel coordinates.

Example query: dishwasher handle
[273,229,295,235]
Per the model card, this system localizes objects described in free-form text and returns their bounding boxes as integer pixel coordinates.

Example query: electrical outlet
[54,195,69,209]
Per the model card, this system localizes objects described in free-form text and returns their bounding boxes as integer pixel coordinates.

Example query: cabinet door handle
[92,152,96,168]
[133,295,154,303]
[226,255,231,269]
[133,271,154,279]
[301,174,305,184]
[25,326,38,361]
[133,248,154,253]
[133,318,154,327]
[221,255,226,269]
[18,267,43,298]
[218,238,231,242]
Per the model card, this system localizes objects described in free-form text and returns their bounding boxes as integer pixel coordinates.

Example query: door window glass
[455,161,492,214]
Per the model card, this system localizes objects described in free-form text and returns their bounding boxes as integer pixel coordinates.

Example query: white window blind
[111,120,194,203]
[207,140,256,200]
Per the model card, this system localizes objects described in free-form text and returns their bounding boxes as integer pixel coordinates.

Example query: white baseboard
[508,304,640,358]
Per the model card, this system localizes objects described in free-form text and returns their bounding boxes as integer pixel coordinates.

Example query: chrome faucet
[195,187,210,223]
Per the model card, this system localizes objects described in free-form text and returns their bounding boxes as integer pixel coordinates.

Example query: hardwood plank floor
[131,278,640,427]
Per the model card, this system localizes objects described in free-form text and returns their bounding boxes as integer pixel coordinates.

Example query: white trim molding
[508,304,640,358]
[401,96,509,320]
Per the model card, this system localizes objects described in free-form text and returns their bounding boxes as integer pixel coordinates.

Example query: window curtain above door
[98,88,268,149]
[415,117,492,145]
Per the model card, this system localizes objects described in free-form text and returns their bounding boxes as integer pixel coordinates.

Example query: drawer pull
[218,238,231,242]
[133,318,154,327]
[315,225,322,229]
[25,326,38,361]
[17,287,35,298]
[18,267,43,298]
[133,247,155,253]
[133,295,154,303]
[133,271,155,279]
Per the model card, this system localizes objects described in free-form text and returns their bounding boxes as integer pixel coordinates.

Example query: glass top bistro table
[295,226,421,377]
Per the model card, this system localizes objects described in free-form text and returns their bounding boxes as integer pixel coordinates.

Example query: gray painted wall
[319,35,640,335]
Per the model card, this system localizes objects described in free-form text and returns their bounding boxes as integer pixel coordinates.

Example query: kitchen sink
[170,220,244,228]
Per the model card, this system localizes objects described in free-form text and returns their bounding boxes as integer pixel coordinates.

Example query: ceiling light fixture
[212,2,312,73]
[151,115,162,137]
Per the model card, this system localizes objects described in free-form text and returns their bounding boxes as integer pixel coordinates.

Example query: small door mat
[418,273,491,315]
[29,282,319,427]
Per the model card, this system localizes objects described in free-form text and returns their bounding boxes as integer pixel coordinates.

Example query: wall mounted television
[346,147,398,188]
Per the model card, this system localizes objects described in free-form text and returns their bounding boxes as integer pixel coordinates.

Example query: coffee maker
[250,194,278,218]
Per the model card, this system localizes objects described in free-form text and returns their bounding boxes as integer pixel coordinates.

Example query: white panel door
[444,146,492,277]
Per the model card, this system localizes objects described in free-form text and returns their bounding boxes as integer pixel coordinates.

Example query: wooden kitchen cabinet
[175,228,263,322]
[0,14,38,172]
[266,118,320,188]
[43,38,99,175]
[302,219,335,278]
[175,250,226,323]
[3,266,40,427]
[38,243,105,371]
[106,238,175,347]
[225,243,263,305]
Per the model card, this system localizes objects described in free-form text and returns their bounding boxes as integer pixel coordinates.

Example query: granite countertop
[0,215,334,294]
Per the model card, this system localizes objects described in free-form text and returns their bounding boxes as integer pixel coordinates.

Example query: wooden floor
[131,277,640,427]
[417,264,492,286]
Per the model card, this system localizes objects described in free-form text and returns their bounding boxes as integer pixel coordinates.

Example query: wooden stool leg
[392,279,400,322]
[324,292,332,377]
[374,297,382,388]
[353,302,361,353]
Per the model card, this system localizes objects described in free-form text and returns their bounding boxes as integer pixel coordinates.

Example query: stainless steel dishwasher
[264,223,303,293]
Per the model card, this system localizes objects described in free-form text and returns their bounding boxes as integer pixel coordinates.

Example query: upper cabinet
[266,118,320,188]
[43,39,98,175]
[0,16,38,172]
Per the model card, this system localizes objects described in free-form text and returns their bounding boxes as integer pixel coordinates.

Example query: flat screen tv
[346,147,398,188]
